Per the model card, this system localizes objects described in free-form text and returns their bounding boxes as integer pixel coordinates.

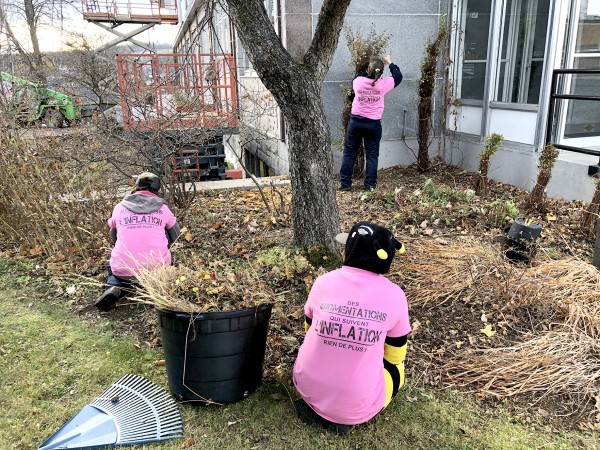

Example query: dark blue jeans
[106,264,134,289]
[340,115,382,189]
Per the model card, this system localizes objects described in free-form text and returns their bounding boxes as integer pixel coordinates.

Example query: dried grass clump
[401,239,600,401]
[529,259,600,337]
[442,329,600,399]
[394,239,491,306]
[398,240,600,325]
[134,264,274,313]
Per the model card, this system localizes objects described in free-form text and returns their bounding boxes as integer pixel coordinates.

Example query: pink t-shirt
[108,192,177,277]
[351,76,396,120]
[293,266,411,425]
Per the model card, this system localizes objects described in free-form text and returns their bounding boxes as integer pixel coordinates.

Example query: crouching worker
[94,172,180,311]
[292,221,410,434]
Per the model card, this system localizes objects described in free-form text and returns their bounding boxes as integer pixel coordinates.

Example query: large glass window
[565,0,600,138]
[455,0,550,104]
[495,0,550,104]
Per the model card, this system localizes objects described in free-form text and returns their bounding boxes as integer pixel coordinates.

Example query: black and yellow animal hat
[336,221,405,274]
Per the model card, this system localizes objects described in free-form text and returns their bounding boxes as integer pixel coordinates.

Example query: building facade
[173,0,600,202]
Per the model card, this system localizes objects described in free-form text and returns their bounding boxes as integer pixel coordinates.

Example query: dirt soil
[67,161,598,431]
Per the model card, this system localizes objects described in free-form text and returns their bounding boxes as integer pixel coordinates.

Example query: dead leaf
[29,246,42,256]
[546,213,557,221]
[184,232,193,242]
[282,336,298,345]
[182,437,195,448]
[480,324,496,337]
[406,395,418,403]
[211,222,223,230]
[289,308,304,320]
[411,319,422,334]
[154,359,166,366]
[455,341,464,349]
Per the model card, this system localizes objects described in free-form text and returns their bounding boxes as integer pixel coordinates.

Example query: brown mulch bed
[63,161,598,431]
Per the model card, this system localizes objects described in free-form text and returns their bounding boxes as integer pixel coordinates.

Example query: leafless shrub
[526,144,560,211]
[580,178,600,239]
[474,133,504,196]
[0,126,117,259]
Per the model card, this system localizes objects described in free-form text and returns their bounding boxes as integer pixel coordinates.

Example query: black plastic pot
[157,304,272,404]
[506,217,543,241]
[503,217,543,265]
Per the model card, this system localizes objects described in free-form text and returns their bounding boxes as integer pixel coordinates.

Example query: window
[456,0,491,100]
[454,0,550,104]
[565,0,600,138]
[496,0,550,104]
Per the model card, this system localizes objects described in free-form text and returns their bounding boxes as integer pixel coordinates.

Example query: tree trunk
[475,174,488,197]
[283,88,340,248]
[23,0,46,81]
[225,0,351,250]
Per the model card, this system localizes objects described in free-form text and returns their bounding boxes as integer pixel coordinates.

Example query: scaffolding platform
[81,0,178,24]
[116,53,238,133]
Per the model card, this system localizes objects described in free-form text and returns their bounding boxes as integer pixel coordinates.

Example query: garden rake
[38,374,184,449]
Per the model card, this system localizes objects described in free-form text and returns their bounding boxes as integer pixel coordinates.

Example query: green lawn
[0,259,597,450]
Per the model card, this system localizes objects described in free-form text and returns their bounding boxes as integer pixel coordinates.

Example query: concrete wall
[274,0,448,174]
[235,75,289,175]
[444,133,598,203]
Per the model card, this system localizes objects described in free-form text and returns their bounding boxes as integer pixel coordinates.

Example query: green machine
[0,71,83,127]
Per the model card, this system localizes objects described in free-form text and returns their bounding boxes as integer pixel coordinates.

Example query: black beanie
[336,222,405,274]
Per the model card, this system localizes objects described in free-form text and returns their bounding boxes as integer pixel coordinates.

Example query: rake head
[38,374,184,449]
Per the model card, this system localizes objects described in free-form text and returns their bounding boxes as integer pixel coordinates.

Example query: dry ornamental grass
[397,238,600,404]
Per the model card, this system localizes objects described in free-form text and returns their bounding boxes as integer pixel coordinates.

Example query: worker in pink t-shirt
[293,221,410,434]
[94,172,180,311]
[339,55,403,191]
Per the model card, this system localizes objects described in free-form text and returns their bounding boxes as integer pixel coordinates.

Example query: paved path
[117,175,290,197]
[194,175,290,191]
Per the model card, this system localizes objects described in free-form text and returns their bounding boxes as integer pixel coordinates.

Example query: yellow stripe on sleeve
[384,342,407,365]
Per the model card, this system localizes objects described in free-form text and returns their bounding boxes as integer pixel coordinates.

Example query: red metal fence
[81,0,178,23]
[116,53,238,133]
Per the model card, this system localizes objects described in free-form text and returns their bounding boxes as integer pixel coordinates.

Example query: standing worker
[339,55,403,191]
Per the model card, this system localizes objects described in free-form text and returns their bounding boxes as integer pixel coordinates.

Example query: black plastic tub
[157,304,272,404]
[503,217,543,265]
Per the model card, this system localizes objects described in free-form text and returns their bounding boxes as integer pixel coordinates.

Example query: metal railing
[545,68,600,165]
[546,69,600,268]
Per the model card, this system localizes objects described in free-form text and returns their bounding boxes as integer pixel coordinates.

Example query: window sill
[489,101,539,112]
[454,99,483,107]
[453,99,539,112]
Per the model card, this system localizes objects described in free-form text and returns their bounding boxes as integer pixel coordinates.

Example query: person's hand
[383,55,392,65]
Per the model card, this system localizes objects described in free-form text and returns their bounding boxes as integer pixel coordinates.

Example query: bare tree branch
[303,0,352,83]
